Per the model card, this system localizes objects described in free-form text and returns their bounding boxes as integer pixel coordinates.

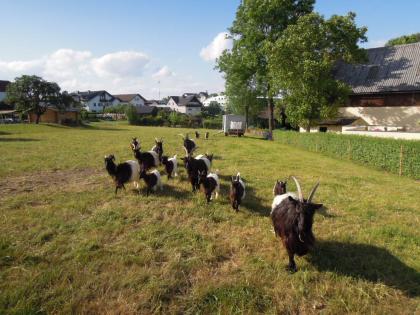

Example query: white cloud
[91,51,150,78]
[152,65,174,79]
[0,49,224,98]
[0,59,44,74]
[200,32,232,62]
[44,49,92,79]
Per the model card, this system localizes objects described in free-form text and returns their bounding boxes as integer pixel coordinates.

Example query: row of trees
[217,0,368,136]
[6,75,79,123]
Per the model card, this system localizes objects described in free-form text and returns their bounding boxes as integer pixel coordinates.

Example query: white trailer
[223,114,246,136]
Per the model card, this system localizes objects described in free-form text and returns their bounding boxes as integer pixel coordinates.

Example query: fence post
[348,140,352,160]
[399,145,404,176]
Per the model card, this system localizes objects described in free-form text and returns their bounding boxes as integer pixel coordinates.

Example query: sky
[0,0,419,99]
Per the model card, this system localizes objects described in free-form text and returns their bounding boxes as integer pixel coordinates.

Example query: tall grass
[0,122,419,314]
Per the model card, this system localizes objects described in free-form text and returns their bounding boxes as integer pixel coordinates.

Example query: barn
[28,107,80,125]
[307,42,420,133]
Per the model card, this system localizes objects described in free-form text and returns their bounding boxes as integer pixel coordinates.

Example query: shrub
[275,131,420,179]
[125,105,139,125]
[203,117,222,129]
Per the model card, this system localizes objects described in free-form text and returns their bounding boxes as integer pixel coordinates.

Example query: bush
[203,117,222,129]
[275,131,420,179]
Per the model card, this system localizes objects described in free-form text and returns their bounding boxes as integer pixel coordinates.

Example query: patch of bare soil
[0,168,104,199]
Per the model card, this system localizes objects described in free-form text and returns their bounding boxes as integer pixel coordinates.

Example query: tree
[218,0,315,139]
[6,75,61,124]
[268,12,367,131]
[202,101,223,117]
[386,33,420,46]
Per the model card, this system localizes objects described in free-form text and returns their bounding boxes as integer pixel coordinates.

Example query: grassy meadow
[0,122,419,314]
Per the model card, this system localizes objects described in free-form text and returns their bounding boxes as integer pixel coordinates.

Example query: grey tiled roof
[334,42,420,94]
[170,95,203,107]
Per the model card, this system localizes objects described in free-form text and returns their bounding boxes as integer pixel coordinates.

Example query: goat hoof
[286,265,297,273]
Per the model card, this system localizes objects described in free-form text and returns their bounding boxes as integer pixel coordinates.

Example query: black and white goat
[131,137,160,171]
[151,138,163,162]
[181,154,211,191]
[198,170,220,203]
[271,176,322,272]
[230,172,246,211]
[179,133,196,155]
[139,169,163,196]
[104,154,140,194]
[161,155,178,180]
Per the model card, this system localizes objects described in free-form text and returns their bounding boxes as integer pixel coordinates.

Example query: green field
[0,122,419,314]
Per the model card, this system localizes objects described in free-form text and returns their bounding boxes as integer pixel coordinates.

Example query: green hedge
[203,118,222,129]
[275,131,420,179]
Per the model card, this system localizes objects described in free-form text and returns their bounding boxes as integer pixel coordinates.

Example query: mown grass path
[0,122,419,314]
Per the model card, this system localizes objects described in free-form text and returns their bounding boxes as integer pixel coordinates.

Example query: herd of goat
[104,133,322,272]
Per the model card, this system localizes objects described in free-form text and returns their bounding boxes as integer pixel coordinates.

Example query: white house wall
[339,106,420,130]
[0,91,6,102]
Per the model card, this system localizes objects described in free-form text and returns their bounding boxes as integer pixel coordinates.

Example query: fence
[275,131,420,180]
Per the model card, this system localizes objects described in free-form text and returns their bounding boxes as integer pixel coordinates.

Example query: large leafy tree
[269,12,367,131]
[6,75,62,124]
[218,0,315,139]
[386,33,420,46]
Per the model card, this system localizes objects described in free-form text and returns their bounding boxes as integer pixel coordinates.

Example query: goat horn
[298,233,304,243]
[155,137,158,142]
[183,146,188,156]
[307,181,320,203]
[291,176,303,202]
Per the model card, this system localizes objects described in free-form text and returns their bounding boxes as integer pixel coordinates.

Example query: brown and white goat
[131,138,160,171]
[151,138,163,162]
[198,170,220,203]
[179,133,196,155]
[230,172,246,211]
[139,169,163,196]
[161,155,178,180]
[181,154,211,191]
[104,154,140,194]
[271,176,322,272]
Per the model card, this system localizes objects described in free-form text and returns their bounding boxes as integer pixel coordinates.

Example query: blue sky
[0,0,419,99]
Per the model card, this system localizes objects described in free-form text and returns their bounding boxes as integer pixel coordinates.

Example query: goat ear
[312,203,323,211]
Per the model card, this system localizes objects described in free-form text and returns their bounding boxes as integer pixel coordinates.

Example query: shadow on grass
[78,123,129,131]
[0,131,12,135]
[0,138,40,142]
[244,185,270,216]
[308,240,420,297]
[137,182,192,199]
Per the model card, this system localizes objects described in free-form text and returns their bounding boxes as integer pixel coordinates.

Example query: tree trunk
[36,113,41,124]
[245,104,249,130]
[267,97,274,140]
[305,125,310,132]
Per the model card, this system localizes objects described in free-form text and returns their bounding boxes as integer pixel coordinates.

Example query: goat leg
[287,250,297,273]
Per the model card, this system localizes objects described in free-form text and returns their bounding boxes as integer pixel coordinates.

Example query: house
[71,90,119,112]
[203,93,227,108]
[0,80,11,103]
[328,42,420,132]
[167,95,203,115]
[28,106,80,124]
[114,93,147,107]
[137,106,158,115]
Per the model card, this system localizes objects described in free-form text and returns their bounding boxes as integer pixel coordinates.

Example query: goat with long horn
[271,176,322,272]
